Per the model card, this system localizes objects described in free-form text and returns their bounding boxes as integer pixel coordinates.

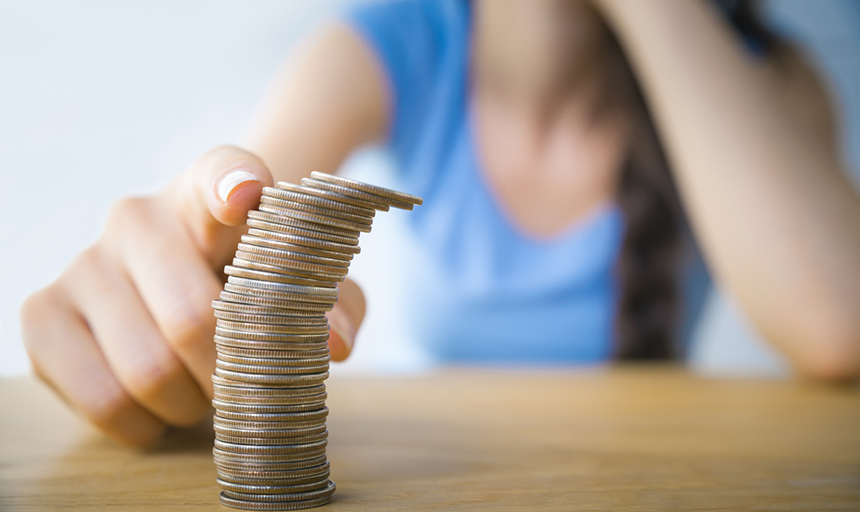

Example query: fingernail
[217,169,259,202]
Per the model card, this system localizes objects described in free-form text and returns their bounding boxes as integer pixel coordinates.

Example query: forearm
[242,22,388,184]
[599,0,860,379]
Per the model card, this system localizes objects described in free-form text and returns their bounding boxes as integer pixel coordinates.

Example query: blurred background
[1,0,859,377]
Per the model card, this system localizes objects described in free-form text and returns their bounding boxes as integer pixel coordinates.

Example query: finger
[102,199,222,398]
[21,286,165,446]
[327,278,366,362]
[64,247,210,426]
[169,145,274,264]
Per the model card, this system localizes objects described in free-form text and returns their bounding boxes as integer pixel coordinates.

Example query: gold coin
[310,171,423,206]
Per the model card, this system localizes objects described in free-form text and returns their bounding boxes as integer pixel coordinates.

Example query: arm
[598,0,860,381]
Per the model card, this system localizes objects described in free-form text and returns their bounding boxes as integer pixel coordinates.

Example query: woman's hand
[20,146,365,446]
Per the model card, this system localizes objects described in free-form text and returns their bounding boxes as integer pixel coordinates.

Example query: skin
[21,0,860,446]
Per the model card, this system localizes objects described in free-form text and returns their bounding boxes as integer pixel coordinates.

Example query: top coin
[309,172,423,207]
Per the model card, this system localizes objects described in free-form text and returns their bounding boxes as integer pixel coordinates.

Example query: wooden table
[1,365,858,511]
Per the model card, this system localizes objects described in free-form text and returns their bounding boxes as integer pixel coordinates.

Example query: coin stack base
[212,172,422,510]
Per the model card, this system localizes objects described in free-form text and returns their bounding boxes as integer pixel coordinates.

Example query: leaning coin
[247,216,360,245]
[235,243,350,269]
[214,439,327,455]
[215,360,329,376]
[219,493,332,511]
[258,203,370,234]
[239,235,353,261]
[310,171,424,206]
[301,177,414,210]
[279,181,390,211]
[246,227,360,254]
[214,368,329,386]
[263,186,377,217]
[230,259,345,284]
[248,210,359,238]
[260,195,374,224]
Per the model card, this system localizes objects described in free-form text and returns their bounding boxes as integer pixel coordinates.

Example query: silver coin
[219,462,330,481]
[246,227,360,255]
[215,346,330,361]
[215,327,330,343]
[213,398,327,414]
[302,177,414,210]
[213,454,327,471]
[212,300,328,318]
[216,407,328,423]
[224,281,339,305]
[226,276,339,296]
[311,171,423,206]
[231,259,345,284]
[260,195,374,225]
[218,291,334,313]
[247,216,359,245]
[239,235,353,261]
[232,253,348,278]
[218,492,332,511]
[263,186,377,217]
[247,210,359,238]
[213,392,328,406]
[277,181,390,211]
[214,439,328,455]
[214,416,327,432]
[213,379,325,395]
[235,243,350,269]
[215,368,329,385]
[258,203,370,234]
[216,321,330,335]
[216,360,330,376]
[223,265,337,288]
[214,424,327,439]
[216,353,330,367]
[217,470,330,487]
[215,337,328,353]
[216,432,328,446]
[213,310,329,327]
[217,477,333,496]
[213,447,328,464]
[219,478,332,498]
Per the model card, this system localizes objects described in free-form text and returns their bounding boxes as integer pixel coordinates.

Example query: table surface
[1,365,858,511]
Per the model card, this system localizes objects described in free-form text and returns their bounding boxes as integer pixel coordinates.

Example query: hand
[21,146,365,446]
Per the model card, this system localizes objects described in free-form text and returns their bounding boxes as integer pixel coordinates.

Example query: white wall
[2,0,858,377]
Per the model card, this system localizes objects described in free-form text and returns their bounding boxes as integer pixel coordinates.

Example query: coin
[220,479,332,497]
[216,321,330,335]
[258,203,370,234]
[247,216,359,245]
[246,227,360,254]
[215,337,328,353]
[218,493,332,511]
[213,454,327,471]
[214,368,330,385]
[216,432,329,446]
[213,416,327,431]
[227,276,340,296]
[215,346,330,360]
[213,447,328,464]
[232,253,349,278]
[277,181,390,211]
[263,187,377,217]
[260,195,374,224]
[213,380,326,397]
[213,393,328,407]
[311,171,423,206]
[230,259,346,284]
[247,210,359,238]
[239,235,354,262]
[218,292,334,313]
[301,177,415,210]
[216,353,330,366]
[214,311,328,327]
[214,424,327,438]
[214,439,328,455]
[215,360,330,376]
[235,243,350,269]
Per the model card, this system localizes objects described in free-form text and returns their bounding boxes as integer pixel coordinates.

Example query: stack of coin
[212,171,423,510]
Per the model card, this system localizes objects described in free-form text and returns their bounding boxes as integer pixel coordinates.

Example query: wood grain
[1,365,858,511]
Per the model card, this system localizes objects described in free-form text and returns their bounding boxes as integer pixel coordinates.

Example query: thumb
[169,145,274,261]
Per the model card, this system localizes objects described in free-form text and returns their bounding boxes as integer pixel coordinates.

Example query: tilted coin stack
[211,171,423,511]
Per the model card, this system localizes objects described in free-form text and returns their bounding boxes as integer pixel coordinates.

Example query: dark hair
[587,0,778,359]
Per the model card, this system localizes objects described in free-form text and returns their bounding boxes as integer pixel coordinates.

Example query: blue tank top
[345,0,703,363]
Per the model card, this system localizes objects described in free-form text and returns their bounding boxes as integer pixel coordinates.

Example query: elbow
[791,317,860,384]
